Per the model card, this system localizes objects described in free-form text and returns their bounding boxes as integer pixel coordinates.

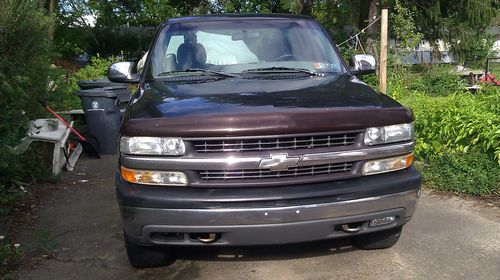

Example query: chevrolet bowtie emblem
[259,153,301,171]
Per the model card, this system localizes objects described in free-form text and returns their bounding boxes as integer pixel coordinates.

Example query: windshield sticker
[313,63,336,70]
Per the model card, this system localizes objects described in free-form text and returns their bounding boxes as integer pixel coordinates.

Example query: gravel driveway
[13,156,500,280]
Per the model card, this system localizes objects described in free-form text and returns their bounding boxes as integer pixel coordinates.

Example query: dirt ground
[9,155,500,280]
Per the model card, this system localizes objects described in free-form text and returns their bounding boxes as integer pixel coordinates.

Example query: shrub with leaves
[45,55,121,112]
[390,66,468,97]
[68,55,120,92]
[394,72,500,196]
[0,0,53,195]
[400,91,500,164]
[413,67,467,97]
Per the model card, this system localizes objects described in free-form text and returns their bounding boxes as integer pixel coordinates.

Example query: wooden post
[379,8,388,94]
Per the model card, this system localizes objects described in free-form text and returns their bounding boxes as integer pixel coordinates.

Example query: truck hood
[122,75,413,137]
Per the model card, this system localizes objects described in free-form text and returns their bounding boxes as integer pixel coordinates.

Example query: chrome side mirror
[349,54,376,75]
[107,62,140,83]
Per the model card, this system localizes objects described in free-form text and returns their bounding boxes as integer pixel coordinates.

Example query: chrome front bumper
[121,189,419,246]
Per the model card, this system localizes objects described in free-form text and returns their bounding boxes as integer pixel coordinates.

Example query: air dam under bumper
[120,188,420,246]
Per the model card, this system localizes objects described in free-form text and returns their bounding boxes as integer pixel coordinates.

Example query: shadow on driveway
[170,237,356,262]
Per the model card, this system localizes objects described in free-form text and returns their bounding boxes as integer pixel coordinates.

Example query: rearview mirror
[108,62,140,83]
[349,54,376,75]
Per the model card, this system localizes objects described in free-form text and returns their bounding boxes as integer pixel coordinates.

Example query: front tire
[124,234,174,268]
[353,226,403,250]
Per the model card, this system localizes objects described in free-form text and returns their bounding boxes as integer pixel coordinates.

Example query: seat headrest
[177,43,207,68]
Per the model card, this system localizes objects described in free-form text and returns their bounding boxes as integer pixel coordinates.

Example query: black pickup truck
[108,14,421,268]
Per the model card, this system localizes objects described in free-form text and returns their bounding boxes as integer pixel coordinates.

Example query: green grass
[423,152,500,196]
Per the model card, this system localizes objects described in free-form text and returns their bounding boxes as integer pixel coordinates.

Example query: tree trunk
[48,0,56,15]
[358,0,370,30]
[299,0,314,15]
[365,0,379,58]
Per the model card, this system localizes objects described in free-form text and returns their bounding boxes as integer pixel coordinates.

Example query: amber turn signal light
[362,154,414,175]
[120,166,188,186]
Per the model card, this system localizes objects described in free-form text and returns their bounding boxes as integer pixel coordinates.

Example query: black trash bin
[77,78,122,90]
[74,86,131,155]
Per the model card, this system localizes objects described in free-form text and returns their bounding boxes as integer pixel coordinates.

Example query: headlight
[364,123,413,145]
[120,137,185,155]
[362,154,414,175]
[121,166,188,186]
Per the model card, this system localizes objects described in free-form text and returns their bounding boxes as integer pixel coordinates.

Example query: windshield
[150,19,345,77]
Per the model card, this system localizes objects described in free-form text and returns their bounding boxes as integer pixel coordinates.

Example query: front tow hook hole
[341,224,362,233]
[197,233,218,244]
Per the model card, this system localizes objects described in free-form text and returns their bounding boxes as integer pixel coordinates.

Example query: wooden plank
[56,109,85,115]
[66,143,83,172]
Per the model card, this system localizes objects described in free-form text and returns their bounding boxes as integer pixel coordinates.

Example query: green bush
[390,66,499,197]
[47,55,120,111]
[390,65,467,97]
[414,68,467,96]
[390,67,500,164]
[54,24,153,60]
[423,151,500,196]
[399,91,500,164]
[46,66,80,111]
[0,0,53,194]
[69,55,120,89]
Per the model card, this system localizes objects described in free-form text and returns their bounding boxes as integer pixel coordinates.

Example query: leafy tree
[212,0,275,13]
[52,0,499,64]
[54,0,96,58]
[406,0,499,64]
[170,0,212,15]
[55,0,176,59]
[391,0,423,52]
[136,0,177,26]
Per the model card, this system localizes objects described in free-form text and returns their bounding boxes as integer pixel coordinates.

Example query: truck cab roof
[164,14,314,25]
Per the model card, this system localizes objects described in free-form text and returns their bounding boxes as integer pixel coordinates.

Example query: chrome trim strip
[301,142,413,165]
[121,189,419,231]
[121,141,414,171]
[183,129,365,141]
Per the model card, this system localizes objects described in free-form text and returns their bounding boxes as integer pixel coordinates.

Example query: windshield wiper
[159,68,239,78]
[242,67,317,76]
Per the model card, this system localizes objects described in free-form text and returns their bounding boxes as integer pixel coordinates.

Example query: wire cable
[337,16,381,47]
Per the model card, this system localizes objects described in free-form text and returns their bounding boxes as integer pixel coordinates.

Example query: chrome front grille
[193,133,358,153]
[199,162,353,181]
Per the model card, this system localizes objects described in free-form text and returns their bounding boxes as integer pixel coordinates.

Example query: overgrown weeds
[387,65,500,196]
[399,91,500,163]
[0,243,24,279]
[0,244,23,266]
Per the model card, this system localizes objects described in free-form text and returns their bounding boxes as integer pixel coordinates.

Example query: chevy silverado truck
[108,14,421,267]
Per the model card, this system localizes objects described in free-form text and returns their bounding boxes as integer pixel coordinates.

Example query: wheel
[353,226,403,250]
[124,233,175,268]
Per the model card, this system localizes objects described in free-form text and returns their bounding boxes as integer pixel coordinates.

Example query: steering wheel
[274,54,305,61]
